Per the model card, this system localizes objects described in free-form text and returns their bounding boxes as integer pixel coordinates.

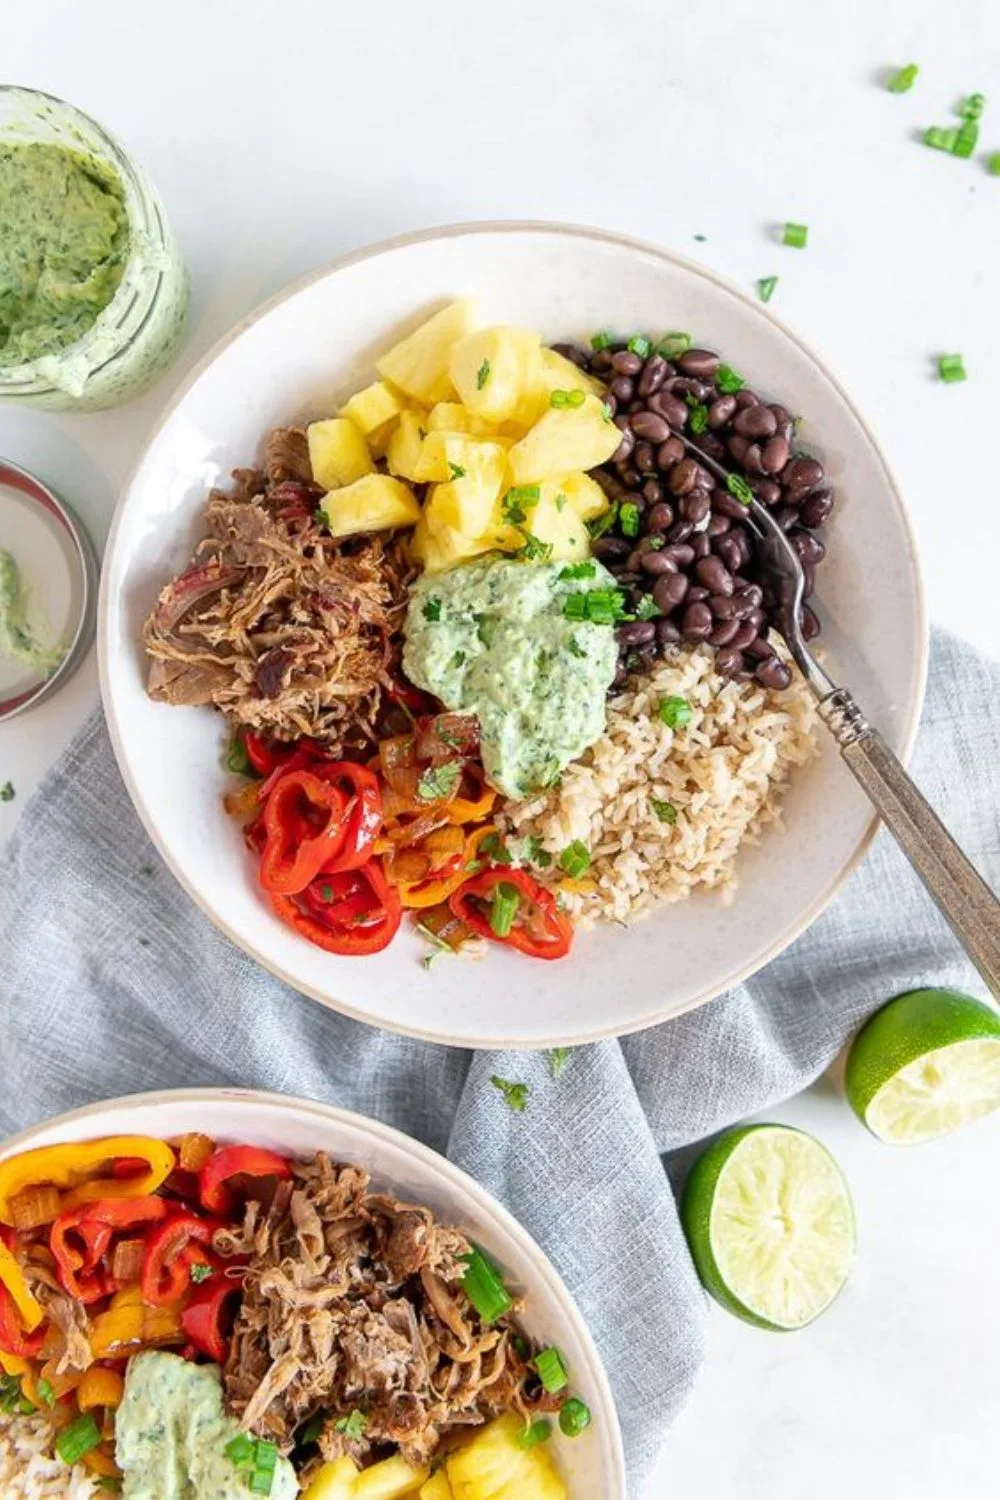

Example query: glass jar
[0,87,189,411]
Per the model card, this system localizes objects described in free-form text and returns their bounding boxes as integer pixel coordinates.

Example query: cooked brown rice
[501,644,819,924]
[0,1413,97,1498]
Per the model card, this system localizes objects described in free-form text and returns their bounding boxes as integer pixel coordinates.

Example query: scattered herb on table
[548,1046,571,1079]
[782,221,809,249]
[490,1075,529,1112]
[757,275,778,303]
[938,353,967,383]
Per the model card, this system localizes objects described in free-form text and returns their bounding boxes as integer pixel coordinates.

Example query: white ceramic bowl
[0,1087,625,1497]
[100,222,926,1048]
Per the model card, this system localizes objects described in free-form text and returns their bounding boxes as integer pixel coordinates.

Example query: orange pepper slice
[398,825,497,909]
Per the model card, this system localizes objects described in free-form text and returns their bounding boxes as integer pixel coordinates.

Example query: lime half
[681,1124,855,1331]
[845,987,1000,1145]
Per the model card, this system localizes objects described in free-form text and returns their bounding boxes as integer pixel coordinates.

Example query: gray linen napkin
[1,627,997,1493]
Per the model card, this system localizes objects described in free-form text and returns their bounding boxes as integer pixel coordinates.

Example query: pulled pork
[143,428,413,750]
[221,1154,556,1470]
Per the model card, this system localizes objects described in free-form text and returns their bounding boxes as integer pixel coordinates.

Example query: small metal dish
[0,459,98,722]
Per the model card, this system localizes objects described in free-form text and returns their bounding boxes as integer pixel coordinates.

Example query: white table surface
[2,2,998,1495]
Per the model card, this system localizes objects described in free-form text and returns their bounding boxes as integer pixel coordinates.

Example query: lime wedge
[845,987,1000,1145]
[680,1124,855,1331]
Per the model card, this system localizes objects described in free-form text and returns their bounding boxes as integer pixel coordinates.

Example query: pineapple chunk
[420,1474,454,1500]
[307,418,374,490]
[426,403,496,437]
[446,1414,566,1500]
[556,471,609,524]
[412,513,495,573]
[387,410,428,481]
[302,1457,360,1500]
[414,431,466,484]
[424,439,507,535]
[521,489,589,563]
[449,327,541,424]
[512,347,606,431]
[340,380,405,439]
[507,394,620,486]
[353,1455,428,1499]
[376,300,480,405]
[320,473,421,539]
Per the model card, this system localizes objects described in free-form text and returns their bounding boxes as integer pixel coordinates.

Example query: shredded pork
[220,1154,555,1470]
[143,428,413,750]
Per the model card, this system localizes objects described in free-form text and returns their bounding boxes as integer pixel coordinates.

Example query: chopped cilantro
[559,561,596,580]
[502,485,541,525]
[587,500,619,541]
[715,365,745,393]
[650,797,678,824]
[567,635,587,658]
[555,493,568,511]
[335,1410,368,1441]
[480,831,513,865]
[548,1047,571,1079]
[633,595,661,621]
[190,1263,215,1284]
[688,401,709,434]
[416,761,461,802]
[423,597,442,622]
[451,649,466,668]
[516,531,554,563]
[476,359,491,390]
[526,836,552,868]
[491,1076,529,1112]
[448,462,467,479]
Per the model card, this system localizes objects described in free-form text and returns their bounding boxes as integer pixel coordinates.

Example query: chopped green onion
[37,1378,55,1407]
[559,562,596,580]
[601,401,615,423]
[587,500,619,541]
[423,597,442,622]
[725,472,755,507]
[650,797,678,824]
[448,462,467,479]
[687,402,708,434]
[250,1470,275,1496]
[476,358,491,389]
[657,331,692,360]
[619,502,640,538]
[549,387,585,409]
[334,1410,368,1440]
[416,761,461,802]
[559,840,591,879]
[558,1397,592,1438]
[548,1047,571,1079]
[938,353,967,383]
[757,275,778,303]
[987,153,1000,175]
[250,1440,279,1494]
[782,222,809,249]
[715,364,745,393]
[924,125,959,151]
[517,1419,553,1450]
[56,1414,102,1466]
[190,1262,215,1283]
[952,120,979,158]
[886,63,919,93]
[590,330,613,350]
[535,1347,570,1393]
[627,334,651,357]
[658,695,693,729]
[225,1435,256,1467]
[633,595,661,621]
[225,735,252,776]
[957,91,985,120]
[490,882,520,937]
[462,1246,514,1321]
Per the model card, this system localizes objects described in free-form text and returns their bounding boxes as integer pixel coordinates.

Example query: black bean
[801,564,816,599]
[641,550,678,577]
[783,456,824,491]
[692,533,711,559]
[751,477,782,506]
[768,403,793,438]
[791,531,826,566]
[696,431,727,462]
[773,506,800,532]
[746,637,776,660]
[677,348,721,379]
[708,593,738,619]
[696,556,734,595]
[649,391,690,429]
[645,500,674,531]
[610,376,635,403]
[668,458,700,496]
[590,349,615,374]
[638,353,669,396]
[733,404,777,440]
[745,607,767,634]
[630,410,671,445]
[687,585,710,602]
[681,489,711,525]
[733,583,764,613]
[760,435,790,474]
[656,436,686,469]
[707,394,737,428]
[706,513,731,537]
[801,604,821,641]
[743,442,764,473]
[799,488,834,528]
[619,465,642,489]
[664,522,694,546]
[656,617,682,646]
[708,617,741,646]
[552,342,589,369]
[662,542,696,567]
[714,534,744,576]
[681,601,713,639]
[729,620,760,651]
[727,434,750,464]
[670,376,713,402]
[653,572,689,612]
[714,646,745,677]
[634,442,657,475]
[612,428,635,463]
[601,392,618,418]
[713,487,752,521]
[592,536,631,560]
[755,657,793,690]
[616,620,656,647]
[611,349,643,377]
[734,388,759,408]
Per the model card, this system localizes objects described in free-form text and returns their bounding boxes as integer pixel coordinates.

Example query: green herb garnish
[489,884,520,938]
[563,588,628,625]
[490,1073,529,1110]
[190,1262,214,1283]
[225,735,252,776]
[548,1047,571,1079]
[462,1247,514,1321]
[715,364,745,393]
[558,1397,592,1438]
[423,597,442,622]
[550,388,586,409]
[448,462,467,479]
[587,500,619,541]
[633,594,661,621]
[590,330,613,350]
[757,275,778,303]
[535,1347,570,1394]
[451,649,466,668]
[657,331,692,360]
[502,485,541,525]
[658,695,693,729]
[938,353,967,383]
[335,1410,368,1441]
[567,635,587,659]
[297,1413,327,1447]
[555,493,567,510]
[56,1414,102,1466]
[225,1435,256,1467]
[559,840,591,878]
[725,472,755,507]
[476,358,491,390]
[627,334,652,357]
[416,761,462,802]
[957,91,985,120]
[619,502,640,538]
[517,1418,552,1450]
[525,835,552,867]
[36,1378,55,1407]
[887,63,919,93]
[559,561,596,580]
[688,401,708,434]
[480,831,513,866]
[650,797,678,824]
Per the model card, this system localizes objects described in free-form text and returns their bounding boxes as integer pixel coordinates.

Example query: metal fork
[681,435,1000,998]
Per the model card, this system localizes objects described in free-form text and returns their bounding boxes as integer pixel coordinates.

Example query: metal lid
[0,459,97,722]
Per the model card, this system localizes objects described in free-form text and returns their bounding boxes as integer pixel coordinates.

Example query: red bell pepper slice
[199,1146,292,1216]
[270,858,402,956]
[141,1212,217,1307]
[449,867,574,960]
[50,1198,168,1303]
[180,1273,244,1364]
[0,1283,45,1358]
[259,771,350,895]
[245,734,325,779]
[309,762,383,874]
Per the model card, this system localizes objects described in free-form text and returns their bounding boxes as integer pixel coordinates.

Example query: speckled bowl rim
[99,220,928,1048]
[0,458,97,722]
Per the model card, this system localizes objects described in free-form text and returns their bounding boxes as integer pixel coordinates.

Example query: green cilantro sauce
[0,140,128,365]
[115,1352,298,1500]
[0,549,64,678]
[403,556,618,798]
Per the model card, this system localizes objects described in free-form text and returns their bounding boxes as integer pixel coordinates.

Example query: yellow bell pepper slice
[398,825,496,910]
[109,1282,144,1310]
[83,1447,122,1479]
[447,784,496,825]
[78,1365,124,1412]
[0,1241,43,1332]
[0,1351,30,1377]
[89,1301,183,1359]
[0,1137,176,1222]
